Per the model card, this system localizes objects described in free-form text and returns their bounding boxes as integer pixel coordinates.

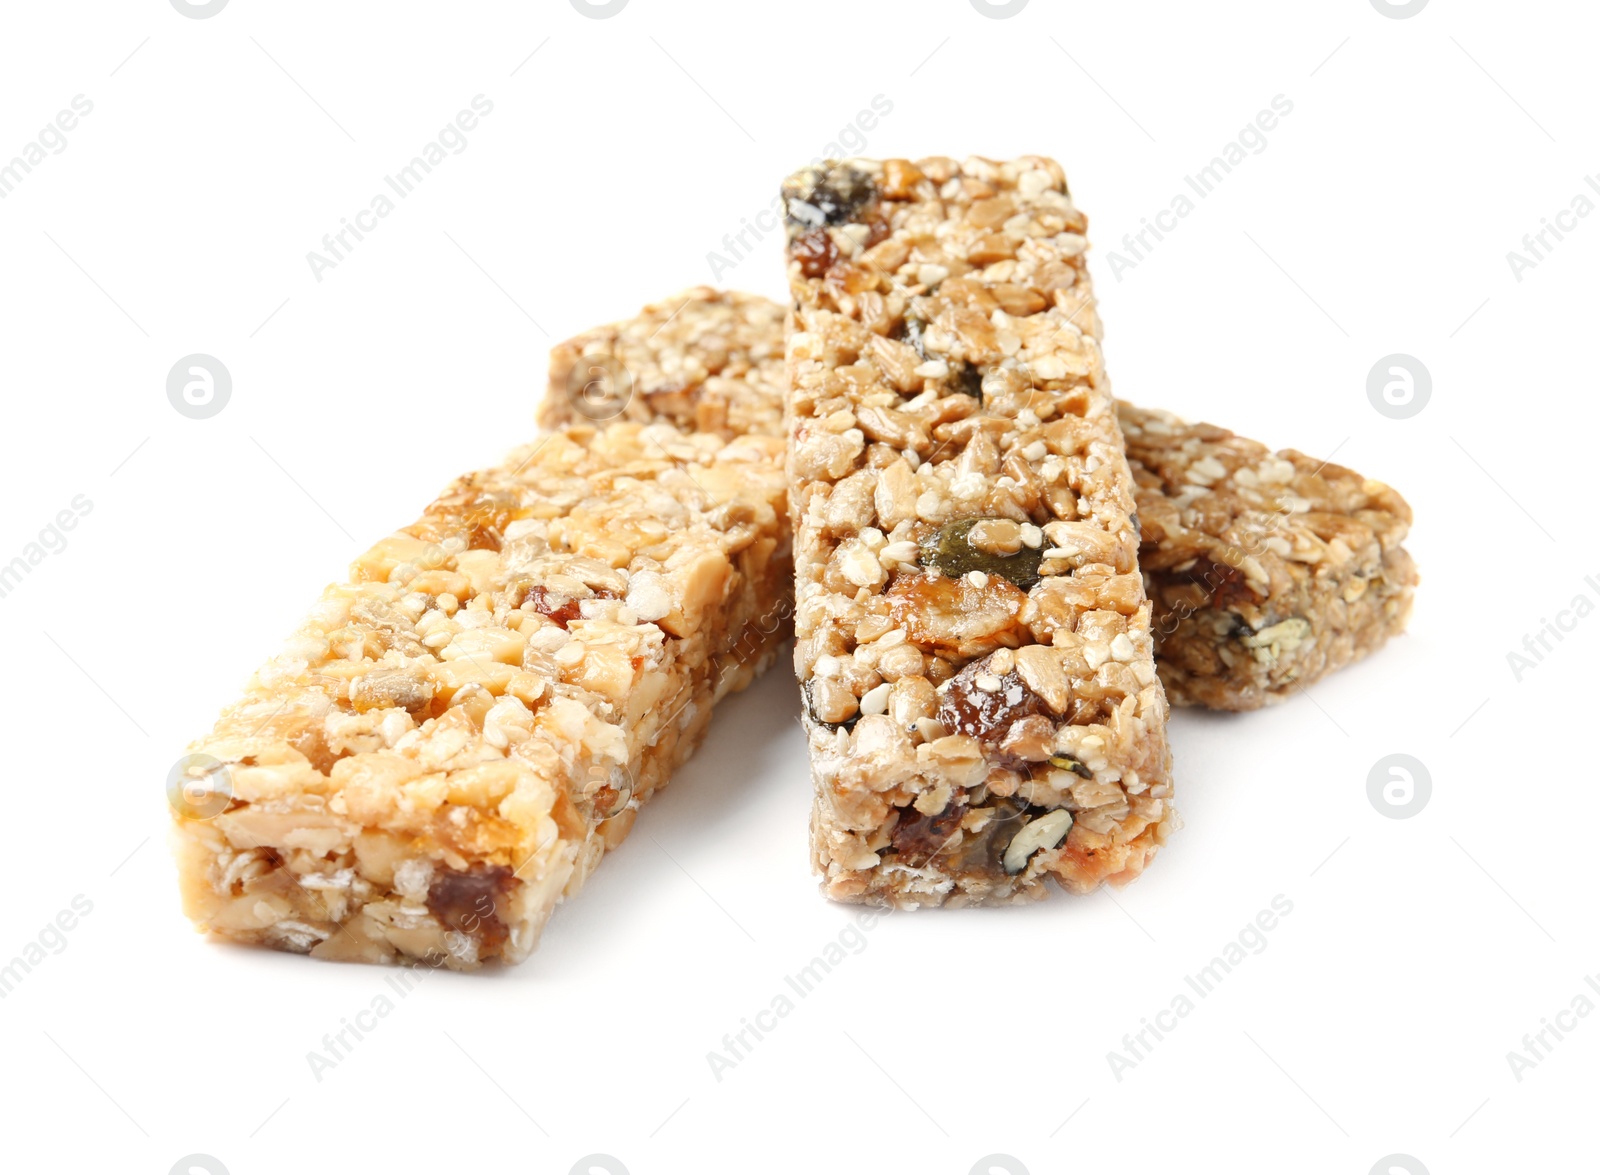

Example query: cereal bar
[782,156,1176,907]
[171,421,789,967]
[543,291,1416,716]
[1121,403,1417,710]
[541,287,786,440]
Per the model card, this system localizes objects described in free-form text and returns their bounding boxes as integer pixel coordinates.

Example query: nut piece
[966,518,1024,556]
[1002,809,1074,874]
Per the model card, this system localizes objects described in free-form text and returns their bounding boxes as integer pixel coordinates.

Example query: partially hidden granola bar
[541,287,786,440]
[782,156,1175,907]
[171,421,789,968]
[1121,403,1417,710]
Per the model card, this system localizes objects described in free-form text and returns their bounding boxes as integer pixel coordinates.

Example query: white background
[0,1,1593,1172]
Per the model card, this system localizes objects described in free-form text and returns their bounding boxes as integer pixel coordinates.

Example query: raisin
[890,801,969,868]
[418,491,518,552]
[935,653,1045,749]
[786,164,877,229]
[426,865,514,956]
[793,228,838,279]
[521,584,617,630]
[1191,560,1260,613]
[952,361,984,398]
[579,764,634,821]
[919,517,1044,589]
[943,799,1029,875]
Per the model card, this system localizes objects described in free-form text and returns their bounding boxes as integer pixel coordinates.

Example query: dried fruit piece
[416,490,520,553]
[935,653,1044,749]
[1047,754,1092,779]
[895,316,929,359]
[785,164,878,229]
[890,801,968,867]
[952,361,984,398]
[793,228,839,279]
[1189,560,1261,613]
[425,865,514,953]
[521,584,612,630]
[884,571,1027,657]
[919,517,1045,589]
[943,799,1028,875]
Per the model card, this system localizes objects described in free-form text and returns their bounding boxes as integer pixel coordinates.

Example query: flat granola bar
[541,287,786,440]
[782,156,1175,907]
[1121,403,1417,710]
[171,421,789,968]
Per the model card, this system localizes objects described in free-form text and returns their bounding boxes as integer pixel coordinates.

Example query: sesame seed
[859,683,891,715]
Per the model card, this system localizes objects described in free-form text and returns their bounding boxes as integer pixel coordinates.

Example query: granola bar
[782,156,1175,907]
[541,287,786,440]
[1121,403,1417,710]
[542,291,1417,716]
[170,421,789,968]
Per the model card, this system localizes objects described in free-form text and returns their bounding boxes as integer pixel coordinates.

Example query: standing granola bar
[1121,403,1417,710]
[540,291,1417,716]
[171,421,789,968]
[783,156,1175,907]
